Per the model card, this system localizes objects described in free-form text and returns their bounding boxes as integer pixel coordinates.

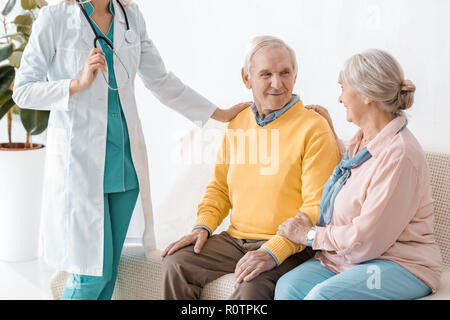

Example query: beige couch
[50,151,450,300]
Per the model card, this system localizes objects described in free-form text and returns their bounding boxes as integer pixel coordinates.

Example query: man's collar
[82,0,115,17]
[251,94,300,127]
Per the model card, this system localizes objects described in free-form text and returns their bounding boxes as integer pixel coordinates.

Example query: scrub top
[82,1,139,194]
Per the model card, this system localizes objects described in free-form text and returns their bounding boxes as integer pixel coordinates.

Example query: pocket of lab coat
[54,48,87,79]
[45,127,69,194]
[118,43,140,78]
[46,127,69,156]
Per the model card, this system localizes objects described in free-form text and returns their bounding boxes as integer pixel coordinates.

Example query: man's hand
[277,211,313,246]
[161,228,208,258]
[234,249,277,283]
[211,102,252,122]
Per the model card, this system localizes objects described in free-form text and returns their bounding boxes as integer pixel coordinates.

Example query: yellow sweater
[195,101,340,264]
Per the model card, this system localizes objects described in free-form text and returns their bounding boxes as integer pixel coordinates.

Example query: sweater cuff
[194,214,220,235]
[262,235,305,265]
[193,225,211,237]
[260,247,280,266]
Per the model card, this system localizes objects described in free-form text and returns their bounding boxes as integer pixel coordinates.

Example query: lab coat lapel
[76,4,96,50]
[113,0,127,52]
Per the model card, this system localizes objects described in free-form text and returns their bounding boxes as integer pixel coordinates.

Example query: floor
[0,239,140,300]
[0,256,55,300]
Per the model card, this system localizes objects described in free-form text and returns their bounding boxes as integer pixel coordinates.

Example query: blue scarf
[316,121,408,226]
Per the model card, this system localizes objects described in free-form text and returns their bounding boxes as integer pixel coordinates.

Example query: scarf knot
[316,120,407,227]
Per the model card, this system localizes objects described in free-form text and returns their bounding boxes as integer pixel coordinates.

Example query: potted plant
[0,0,50,262]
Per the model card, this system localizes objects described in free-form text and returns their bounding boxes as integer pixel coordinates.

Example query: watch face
[307,230,316,240]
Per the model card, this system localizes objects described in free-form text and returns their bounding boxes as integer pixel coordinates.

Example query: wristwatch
[306,226,317,247]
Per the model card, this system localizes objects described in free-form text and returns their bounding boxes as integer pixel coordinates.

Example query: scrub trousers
[61,187,139,300]
[274,258,431,300]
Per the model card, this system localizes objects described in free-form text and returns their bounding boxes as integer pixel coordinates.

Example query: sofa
[50,150,450,300]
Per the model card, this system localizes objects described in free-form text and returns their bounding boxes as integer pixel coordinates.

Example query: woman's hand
[211,101,253,122]
[277,211,313,246]
[305,104,336,138]
[70,48,107,95]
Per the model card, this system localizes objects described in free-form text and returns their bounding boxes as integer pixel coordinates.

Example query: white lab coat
[12,1,216,276]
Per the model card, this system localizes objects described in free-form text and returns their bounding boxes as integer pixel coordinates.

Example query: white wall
[130,0,450,245]
[2,0,449,248]
[133,0,450,150]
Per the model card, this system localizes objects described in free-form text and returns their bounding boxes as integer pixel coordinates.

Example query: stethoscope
[77,0,136,90]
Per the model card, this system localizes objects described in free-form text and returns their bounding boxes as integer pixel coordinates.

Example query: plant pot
[0,143,46,262]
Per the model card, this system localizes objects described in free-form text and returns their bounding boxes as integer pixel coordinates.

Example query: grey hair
[243,35,298,76]
[338,48,416,116]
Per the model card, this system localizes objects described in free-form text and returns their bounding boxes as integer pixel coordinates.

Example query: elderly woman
[274,49,442,300]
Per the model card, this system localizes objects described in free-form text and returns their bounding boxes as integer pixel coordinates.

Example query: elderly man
[161,36,340,299]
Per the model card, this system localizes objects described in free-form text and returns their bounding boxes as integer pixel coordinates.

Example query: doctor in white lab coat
[12,0,247,300]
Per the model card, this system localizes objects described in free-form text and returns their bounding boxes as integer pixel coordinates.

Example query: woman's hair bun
[397,79,415,111]
[401,80,416,93]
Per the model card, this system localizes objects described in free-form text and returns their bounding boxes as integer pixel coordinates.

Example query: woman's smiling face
[338,82,370,125]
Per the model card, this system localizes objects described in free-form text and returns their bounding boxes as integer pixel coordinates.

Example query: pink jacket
[313,116,442,293]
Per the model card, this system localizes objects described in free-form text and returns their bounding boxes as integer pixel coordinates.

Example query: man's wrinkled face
[242,45,297,117]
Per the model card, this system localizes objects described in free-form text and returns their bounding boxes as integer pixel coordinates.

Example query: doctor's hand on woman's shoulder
[211,101,253,122]
[70,48,107,95]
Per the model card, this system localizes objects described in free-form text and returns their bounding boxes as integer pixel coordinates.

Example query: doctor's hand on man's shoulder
[70,48,107,95]
[161,228,209,258]
[211,101,253,122]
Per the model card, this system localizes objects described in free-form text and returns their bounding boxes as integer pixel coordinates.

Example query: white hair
[338,48,416,116]
[243,35,298,76]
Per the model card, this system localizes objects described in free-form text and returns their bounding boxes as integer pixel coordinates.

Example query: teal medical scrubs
[62,1,139,300]
[98,2,139,193]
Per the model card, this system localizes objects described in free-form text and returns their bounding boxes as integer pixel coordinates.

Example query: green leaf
[17,25,31,36]
[0,90,15,120]
[0,97,15,120]
[0,89,13,105]
[0,65,15,96]
[14,14,33,26]
[20,108,50,135]
[9,50,22,67]
[1,0,17,16]
[0,43,13,61]
[30,110,50,135]
[20,0,36,11]
[12,105,20,114]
